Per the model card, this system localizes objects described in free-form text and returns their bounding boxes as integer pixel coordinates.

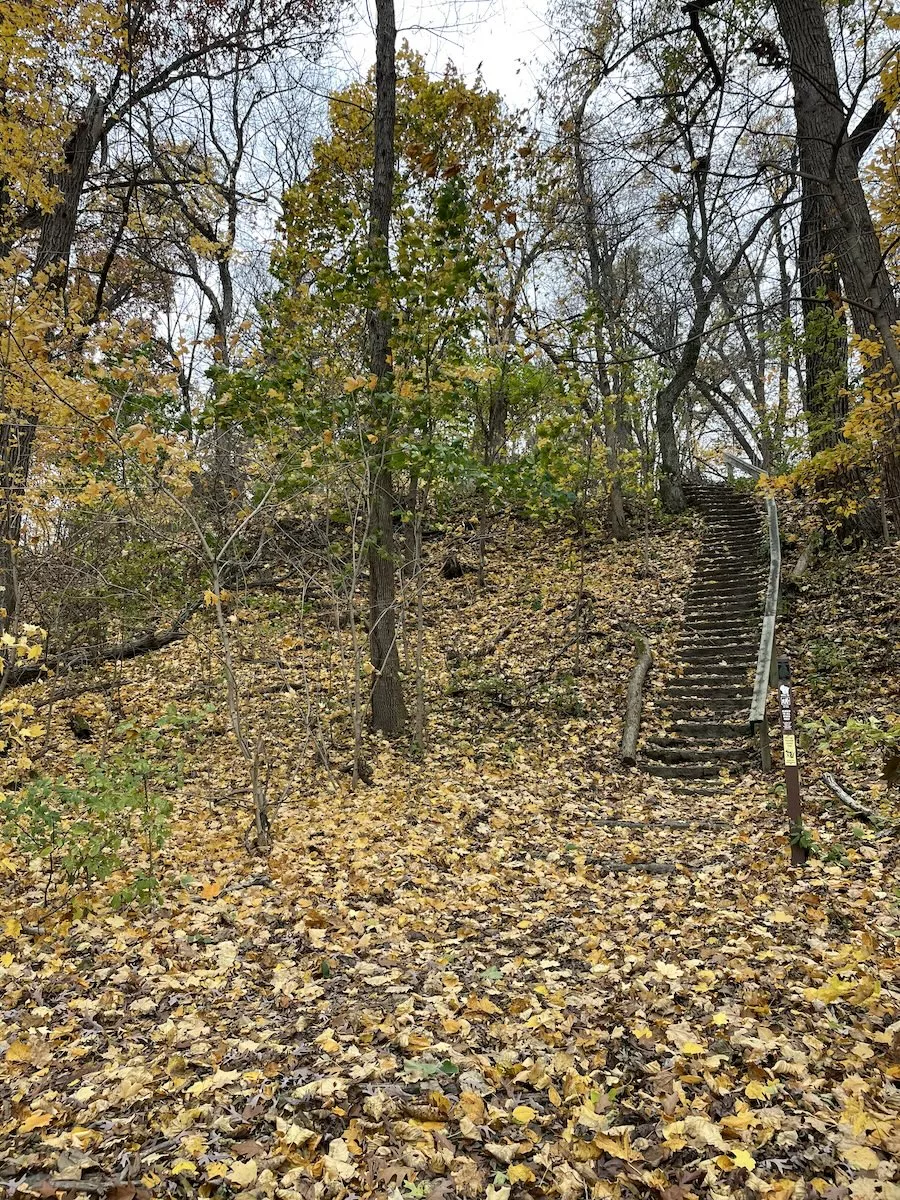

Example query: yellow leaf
[206,1162,229,1179]
[19,1110,54,1132]
[508,1163,536,1183]
[228,1159,258,1187]
[733,1149,756,1170]
[804,975,856,1004]
[681,1041,705,1055]
[840,1143,880,1171]
[170,1159,196,1176]
[512,1105,536,1124]
[594,1133,642,1162]
[181,1133,207,1157]
[200,879,224,900]
[5,1041,31,1064]
[3,917,21,937]
[314,1028,341,1054]
[744,1080,768,1100]
[187,1068,240,1095]
[665,1116,728,1153]
[458,1091,486,1123]
[0,951,12,967]
[711,1012,729,1026]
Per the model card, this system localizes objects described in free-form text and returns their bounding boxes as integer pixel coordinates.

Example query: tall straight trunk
[365,0,406,736]
[798,189,848,454]
[774,0,900,522]
[571,77,630,538]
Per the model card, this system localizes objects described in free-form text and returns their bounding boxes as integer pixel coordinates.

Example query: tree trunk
[33,94,105,277]
[0,419,37,653]
[571,74,630,537]
[798,189,848,455]
[656,392,686,513]
[0,96,106,646]
[365,0,407,736]
[774,0,900,522]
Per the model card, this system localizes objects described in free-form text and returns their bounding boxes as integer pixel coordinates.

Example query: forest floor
[1,511,899,1200]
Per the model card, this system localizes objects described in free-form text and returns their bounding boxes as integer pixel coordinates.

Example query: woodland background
[0,1,899,1198]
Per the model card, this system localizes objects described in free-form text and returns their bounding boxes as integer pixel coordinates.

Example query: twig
[822,773,886,828]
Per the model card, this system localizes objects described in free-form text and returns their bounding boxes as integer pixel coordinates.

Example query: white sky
[338,0,550,111]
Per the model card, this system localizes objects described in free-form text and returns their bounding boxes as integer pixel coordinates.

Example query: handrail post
[757,718,772,772]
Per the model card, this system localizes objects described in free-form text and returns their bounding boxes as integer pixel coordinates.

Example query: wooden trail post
[778,657,807,867]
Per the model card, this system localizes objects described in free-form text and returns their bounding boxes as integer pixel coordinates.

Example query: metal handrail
[721,452,781,770]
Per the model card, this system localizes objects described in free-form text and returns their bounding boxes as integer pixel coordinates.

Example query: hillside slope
[1,514,898,1200]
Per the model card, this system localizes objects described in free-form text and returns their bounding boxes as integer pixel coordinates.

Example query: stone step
[643,745,752,764]
[690,570,761,582]
[665,688,747,703]
[684,594,760,606]
[690,577,760,588]
[675,669,750,684]
[700,507,759,516]
[688,593,758,604]
[648,733,748,749]
[677,661,750,673]
[686,578,759,590]
[682,607,759,621]
[703,510,758,516]
[684,594,757,606]
[679,629,758,643]
[643,762,731,780]
[686,628,758,638]
[669,720,749,739]
[692,560,760,573]
[689,577,761,590]
[681,644,757,660]
[691,567,761,580]
[662,697,748,713]
[683,603,760,616]
[698,543,761,555]
[681,627,757,638]
[701,528,761,539]
[680,645,756,657]
[705,516,763,525]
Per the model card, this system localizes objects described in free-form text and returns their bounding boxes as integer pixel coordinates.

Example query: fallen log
[822,772,886,828]
[1,599,201,691]
[588,857,678,875]
[620,635,653,766]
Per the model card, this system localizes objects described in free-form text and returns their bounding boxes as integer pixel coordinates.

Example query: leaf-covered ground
[2,518,899,1200]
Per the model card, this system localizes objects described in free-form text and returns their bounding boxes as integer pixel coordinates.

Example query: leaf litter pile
[1,519,899,1200]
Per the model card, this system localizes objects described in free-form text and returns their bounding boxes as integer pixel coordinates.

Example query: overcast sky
[338,0,551,110]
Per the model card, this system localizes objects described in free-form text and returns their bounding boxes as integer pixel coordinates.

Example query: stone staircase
[639,482,764,781]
